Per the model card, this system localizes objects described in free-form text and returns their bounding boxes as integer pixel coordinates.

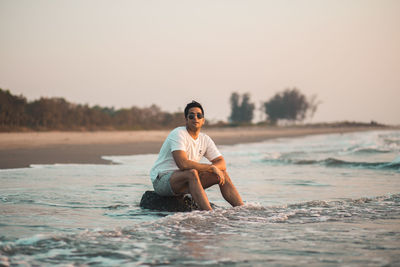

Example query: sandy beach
[0,126,392,169]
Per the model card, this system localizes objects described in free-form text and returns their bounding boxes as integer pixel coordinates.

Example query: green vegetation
[228,89,319,126]
[263,88,320,125]
[0,89,184,131]
[229,92,255,124]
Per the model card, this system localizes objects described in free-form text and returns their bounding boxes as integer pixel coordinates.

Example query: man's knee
[221,170,233,184]
[186,169,200,183]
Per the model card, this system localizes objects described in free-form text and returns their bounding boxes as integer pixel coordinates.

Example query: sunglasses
[188,113,204,120]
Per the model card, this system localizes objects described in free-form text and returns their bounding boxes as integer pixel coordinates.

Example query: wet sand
[0,126,389,169]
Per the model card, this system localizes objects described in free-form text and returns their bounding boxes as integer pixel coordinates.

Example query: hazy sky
[1,0,399,124]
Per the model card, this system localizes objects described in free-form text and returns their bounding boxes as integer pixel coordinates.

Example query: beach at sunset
[0,125,391,169]
[1,1,400,266]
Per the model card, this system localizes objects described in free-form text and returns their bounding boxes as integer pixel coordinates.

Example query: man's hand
[211,165,225,185]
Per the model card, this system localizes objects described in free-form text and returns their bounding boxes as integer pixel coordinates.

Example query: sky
[0,0,399,125]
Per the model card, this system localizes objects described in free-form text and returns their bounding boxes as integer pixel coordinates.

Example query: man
[150,101,244,210]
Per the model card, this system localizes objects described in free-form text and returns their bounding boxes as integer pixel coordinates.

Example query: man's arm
[172,151,226,185]
[172,150,214,172]
[211,156,226,171]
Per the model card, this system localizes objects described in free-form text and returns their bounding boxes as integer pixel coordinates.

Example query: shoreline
[0,126,395,169]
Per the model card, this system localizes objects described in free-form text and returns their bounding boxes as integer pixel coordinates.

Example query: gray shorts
[152,171,176,196]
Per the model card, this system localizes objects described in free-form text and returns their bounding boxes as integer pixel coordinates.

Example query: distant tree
[229,92,255,124]
[229,92,240,123]
[307,94,320,120]
[263,88,320,125]
[0,89,28,128]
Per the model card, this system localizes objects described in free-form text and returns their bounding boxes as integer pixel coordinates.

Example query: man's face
[186,107,205,130]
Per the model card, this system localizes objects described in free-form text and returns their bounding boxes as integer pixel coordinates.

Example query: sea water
[0,130,399,266]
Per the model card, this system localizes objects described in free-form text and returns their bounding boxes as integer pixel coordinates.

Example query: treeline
[228,89,386,127]
[0,89,184,131]
[229,88,320,125]
[2,87,384,132]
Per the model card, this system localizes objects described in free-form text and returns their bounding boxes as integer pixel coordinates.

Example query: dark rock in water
[140,191,199,212]
[140,191,215,212]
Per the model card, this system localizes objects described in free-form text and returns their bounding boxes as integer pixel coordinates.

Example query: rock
[140,191,216,212]
[140,191,199,212]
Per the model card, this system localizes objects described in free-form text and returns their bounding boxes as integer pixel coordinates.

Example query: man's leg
[218,171,244,206]
[169,169,212,211]
[199,171,244,207]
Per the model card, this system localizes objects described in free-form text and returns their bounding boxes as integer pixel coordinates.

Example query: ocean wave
[350,148,391,154]
[383,137,400,147]
[263,157,400,171]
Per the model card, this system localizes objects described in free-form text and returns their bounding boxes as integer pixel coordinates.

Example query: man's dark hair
[184,101,204,118]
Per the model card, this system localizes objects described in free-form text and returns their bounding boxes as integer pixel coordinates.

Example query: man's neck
[186,126,200,139]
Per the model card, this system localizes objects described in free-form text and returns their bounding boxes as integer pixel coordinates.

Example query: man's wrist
[208,164,215,172]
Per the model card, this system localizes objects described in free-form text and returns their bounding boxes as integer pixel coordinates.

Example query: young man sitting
[150,101,244,210]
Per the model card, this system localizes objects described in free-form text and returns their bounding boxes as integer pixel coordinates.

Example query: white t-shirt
[150,126,222,182]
